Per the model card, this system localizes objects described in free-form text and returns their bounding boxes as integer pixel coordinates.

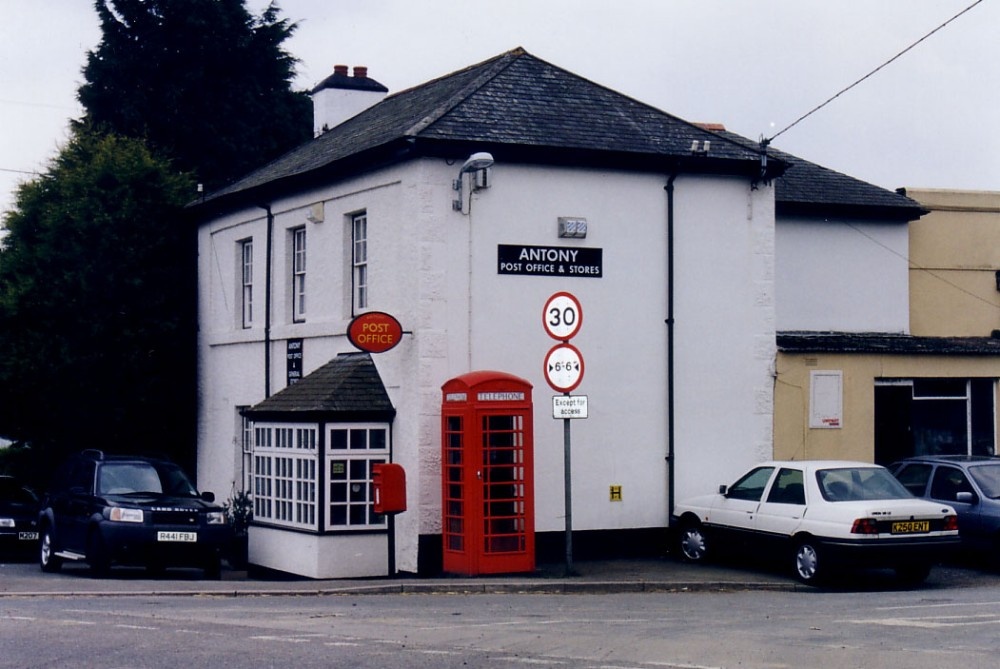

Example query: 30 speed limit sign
[543,291,582,341]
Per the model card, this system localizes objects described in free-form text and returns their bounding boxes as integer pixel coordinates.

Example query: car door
[60,459,97,552]
[755,466,807,543]
[929,465,983,541]
[708,467,775,540]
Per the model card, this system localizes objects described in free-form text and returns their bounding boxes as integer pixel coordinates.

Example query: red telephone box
[441,371,534,575]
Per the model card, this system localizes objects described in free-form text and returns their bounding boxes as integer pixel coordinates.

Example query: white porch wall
[775,217,909,333]
[197,158,777,576]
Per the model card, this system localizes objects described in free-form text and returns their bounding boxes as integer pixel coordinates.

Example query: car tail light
[943,515,959,532]
[850,518,879,535]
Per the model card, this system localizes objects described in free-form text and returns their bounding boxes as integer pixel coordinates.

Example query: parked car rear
[0,475,40,557]
[890,455,1000,557]
[672,460,960,585]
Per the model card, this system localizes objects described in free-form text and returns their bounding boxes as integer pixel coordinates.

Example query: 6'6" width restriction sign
[544,342,584,393]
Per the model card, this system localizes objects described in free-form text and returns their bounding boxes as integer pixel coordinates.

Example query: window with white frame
[291,227,306,322]
[240,239,253,328]
[236,406,252,491]
[253,423,318,530]
[352,213,368,310]
[327,425,388,528]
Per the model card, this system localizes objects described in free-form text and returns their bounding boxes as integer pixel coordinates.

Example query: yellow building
[775,189,1000,465]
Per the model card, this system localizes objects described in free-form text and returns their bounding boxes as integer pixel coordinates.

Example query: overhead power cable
[768,0,986,143]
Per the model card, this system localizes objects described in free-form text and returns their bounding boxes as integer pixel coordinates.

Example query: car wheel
[895,562,931,586]
[86,531,111,578]
[793,539,824,584]
[677,520,710,563]
[39,526,62,573]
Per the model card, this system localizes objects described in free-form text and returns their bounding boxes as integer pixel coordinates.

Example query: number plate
[157,531,198,543]
[18,532,39,541]
[891,521,930,534]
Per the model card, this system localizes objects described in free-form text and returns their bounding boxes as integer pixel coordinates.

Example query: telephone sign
[543,292,582,341]
[544,343,584,393]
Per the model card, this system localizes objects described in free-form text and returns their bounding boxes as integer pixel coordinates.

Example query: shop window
[875,378,997,465]
[328,426,388,529]
[252,423,319,531]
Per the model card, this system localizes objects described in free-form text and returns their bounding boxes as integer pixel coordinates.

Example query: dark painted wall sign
[498,244,603,278]
[348,311,404,353]
[287,338,303,385]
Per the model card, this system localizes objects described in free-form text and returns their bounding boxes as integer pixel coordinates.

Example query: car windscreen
[968,463,1000,499]
[97,462,199,497]
[816,467,913,502]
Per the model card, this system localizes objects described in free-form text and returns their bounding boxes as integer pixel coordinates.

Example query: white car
[672,461,960,585]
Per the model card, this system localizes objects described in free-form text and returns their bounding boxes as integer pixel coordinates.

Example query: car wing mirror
[718,484,729,496]
[956,491,975,504]
[201,491,215,503]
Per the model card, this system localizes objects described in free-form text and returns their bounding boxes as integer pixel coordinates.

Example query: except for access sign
[544,342,584,393]
[553,395,588,419]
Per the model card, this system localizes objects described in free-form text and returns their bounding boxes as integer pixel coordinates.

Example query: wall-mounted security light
[452,152,495,212]
[558,217,588,239]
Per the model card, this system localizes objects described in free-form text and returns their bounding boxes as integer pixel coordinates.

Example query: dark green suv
[38,450,230,577]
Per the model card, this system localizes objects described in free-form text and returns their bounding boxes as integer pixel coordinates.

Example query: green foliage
[78,0,312,191]
[223,489,254,536]
[0,129,195,469]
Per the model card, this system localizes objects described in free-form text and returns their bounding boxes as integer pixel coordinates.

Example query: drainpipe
[665,175,677,522]
[261,205,274,398]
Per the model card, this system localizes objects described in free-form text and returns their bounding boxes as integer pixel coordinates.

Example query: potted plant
[223,489,253,569]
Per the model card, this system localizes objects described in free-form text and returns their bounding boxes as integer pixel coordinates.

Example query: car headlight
[108,507,144,523]
[206,511,226,525]
[0,518,15,528]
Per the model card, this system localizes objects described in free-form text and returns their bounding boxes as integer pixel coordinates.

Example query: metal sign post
[562,398,573,575]
[542,292,585,576]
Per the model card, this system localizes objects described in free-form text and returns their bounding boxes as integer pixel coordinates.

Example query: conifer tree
[78,0,311,191]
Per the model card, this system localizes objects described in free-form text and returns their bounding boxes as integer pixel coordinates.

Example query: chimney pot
[353,66,368,79]
[333,64,349,76]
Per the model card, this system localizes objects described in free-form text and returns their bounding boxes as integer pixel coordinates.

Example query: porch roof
[244,352,396,422]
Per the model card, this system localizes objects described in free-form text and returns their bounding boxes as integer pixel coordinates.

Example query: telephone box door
[442,371,534,575]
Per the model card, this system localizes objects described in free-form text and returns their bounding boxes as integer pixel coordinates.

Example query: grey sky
[2,0,997,218]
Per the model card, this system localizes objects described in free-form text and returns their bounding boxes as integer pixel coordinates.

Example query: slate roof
[777,332,1000,356]
[708,128,926,221]
[195,47,778,214]
[244,352,396,421]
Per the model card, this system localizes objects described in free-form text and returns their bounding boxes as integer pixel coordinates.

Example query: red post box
[372,463,406,515]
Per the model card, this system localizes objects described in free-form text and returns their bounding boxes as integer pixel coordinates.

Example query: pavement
[2,554,997,598]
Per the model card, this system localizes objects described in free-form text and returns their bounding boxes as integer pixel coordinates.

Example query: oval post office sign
[347,311,404,353]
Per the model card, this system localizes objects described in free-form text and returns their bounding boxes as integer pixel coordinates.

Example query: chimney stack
[311,64,388,136]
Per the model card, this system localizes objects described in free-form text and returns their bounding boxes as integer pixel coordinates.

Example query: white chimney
[311,65,388,136]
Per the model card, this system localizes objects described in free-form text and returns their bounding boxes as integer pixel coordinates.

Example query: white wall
[775,217,909,333]
[197,158,777,576]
